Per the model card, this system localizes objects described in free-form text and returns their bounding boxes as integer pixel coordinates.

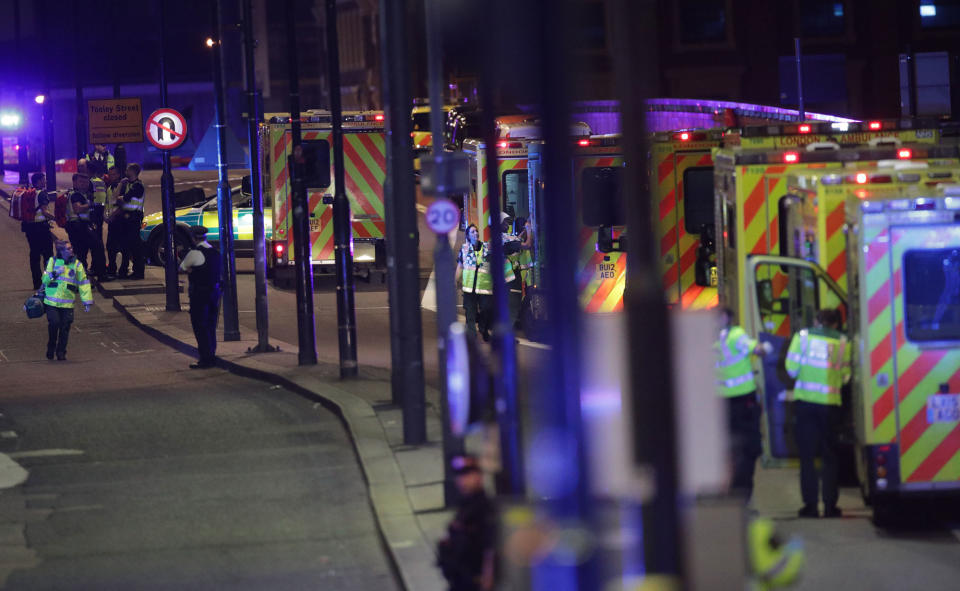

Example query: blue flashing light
[0,111,22,130]
[834,3,844,17]
[920,4,937,17]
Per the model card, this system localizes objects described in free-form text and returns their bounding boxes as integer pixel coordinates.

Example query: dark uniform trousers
[795,400,841,509]
[46,306,74,357]
[118,213,146,277]
[727,393,762,500]
[23,222,54,290]
[190,289,222,366]
[65,221,106,278]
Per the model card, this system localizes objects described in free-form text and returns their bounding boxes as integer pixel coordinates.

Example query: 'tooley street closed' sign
[87,98,144,144]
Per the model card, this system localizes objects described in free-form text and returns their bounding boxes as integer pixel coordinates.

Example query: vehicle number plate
[309,218,320,232]
[927,394,960,423]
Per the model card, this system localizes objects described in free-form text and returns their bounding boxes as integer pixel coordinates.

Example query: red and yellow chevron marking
[473,154,528,242]
[733,161,843,331]
[865,224,960,484]
[575,155,625,313]
[269,124,386,264]
[412,131,432,149]
[653,140,722,309]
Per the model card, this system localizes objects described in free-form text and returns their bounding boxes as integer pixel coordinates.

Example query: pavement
[101,269,449,591]
[0,181,449,590]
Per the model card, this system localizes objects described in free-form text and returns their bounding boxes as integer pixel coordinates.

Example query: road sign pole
[285,0,318,366]
[73,0,85,161]
[111,0,125,176]
[380,0,426,442]
[158,0,180,313]
[242,0,276,354]
[325,0,359,378]
[212,0,241,342]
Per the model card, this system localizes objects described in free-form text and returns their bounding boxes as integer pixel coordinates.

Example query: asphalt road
[0,180,398,589]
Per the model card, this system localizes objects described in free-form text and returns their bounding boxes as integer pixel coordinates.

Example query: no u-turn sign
[146,108,188,150]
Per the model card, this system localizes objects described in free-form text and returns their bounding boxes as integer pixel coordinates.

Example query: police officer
[40,241,93,361]
[786,308,851,518]
[65,173,107,282]
[436,455,496,591]
[716,307,772,501]
[179,226,222,369]
[104,165,123,277]
[115,163,146,279]
[85,144,115,175]
[456,224,483,340]
[22,172,55,290]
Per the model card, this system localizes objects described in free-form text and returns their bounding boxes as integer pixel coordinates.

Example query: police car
[140,180,272,265]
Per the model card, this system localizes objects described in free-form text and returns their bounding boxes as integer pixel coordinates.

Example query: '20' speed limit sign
[146,108,187,150]
[425,199,460,234]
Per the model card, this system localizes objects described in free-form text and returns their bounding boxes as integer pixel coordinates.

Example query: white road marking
[56,504,103,513]
[8,449,85,459]
[0,431,17,439]
[0,351,7,362]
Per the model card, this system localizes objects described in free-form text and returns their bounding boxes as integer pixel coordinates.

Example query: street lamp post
[211,0,241,342]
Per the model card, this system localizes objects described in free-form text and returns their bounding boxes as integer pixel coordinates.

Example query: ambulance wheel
[148,228,190,266]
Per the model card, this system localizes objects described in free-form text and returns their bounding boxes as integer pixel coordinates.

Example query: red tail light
[679,132,690,141]
[578,139,590,146]
[856,173,868,184]
[498,141,508,149]
[783,152,799,163]
[274,243,285,256]
[798,124,811,134]
[868,121,882,130]
[374,114,385,121]
[898,148,912,159]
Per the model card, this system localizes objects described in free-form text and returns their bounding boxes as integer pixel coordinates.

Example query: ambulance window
[724,201,736,248]
[903,248,960,342]
[581,167,624,227]
[682,166,714,233]
[502,170,529,221]
[411,112,431,132]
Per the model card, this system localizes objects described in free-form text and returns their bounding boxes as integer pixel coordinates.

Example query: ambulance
[714,119,946,329]
[717,141,960,466]
[261,111,387,287]
[740,182,960,523]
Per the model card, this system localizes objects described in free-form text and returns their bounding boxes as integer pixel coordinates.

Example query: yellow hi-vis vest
[475,243,515,295]
[90,176,107,206]
[785,328,851,406]
[120,179,145,213]
[715,325,758,397]
[460,243,480,294]
[41,258,93,309]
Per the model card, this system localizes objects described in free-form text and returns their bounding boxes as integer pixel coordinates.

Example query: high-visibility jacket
[90,176,108,206]
[460,243,480,294]
[41,257,93,309]
[119,179,145,213]
[715,325,758,397]
[475,243,514,295]
[517,248,533,287]
[66,191,91,222]
[749,518,804,590]
[785,327,851,406]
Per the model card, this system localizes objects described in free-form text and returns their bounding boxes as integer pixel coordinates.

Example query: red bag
[53,192,70,228]
[9,187,38,222]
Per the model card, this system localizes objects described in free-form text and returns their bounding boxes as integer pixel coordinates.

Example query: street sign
[146,108,188,150]
[87,98,143,144]
[426,199,460,234]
